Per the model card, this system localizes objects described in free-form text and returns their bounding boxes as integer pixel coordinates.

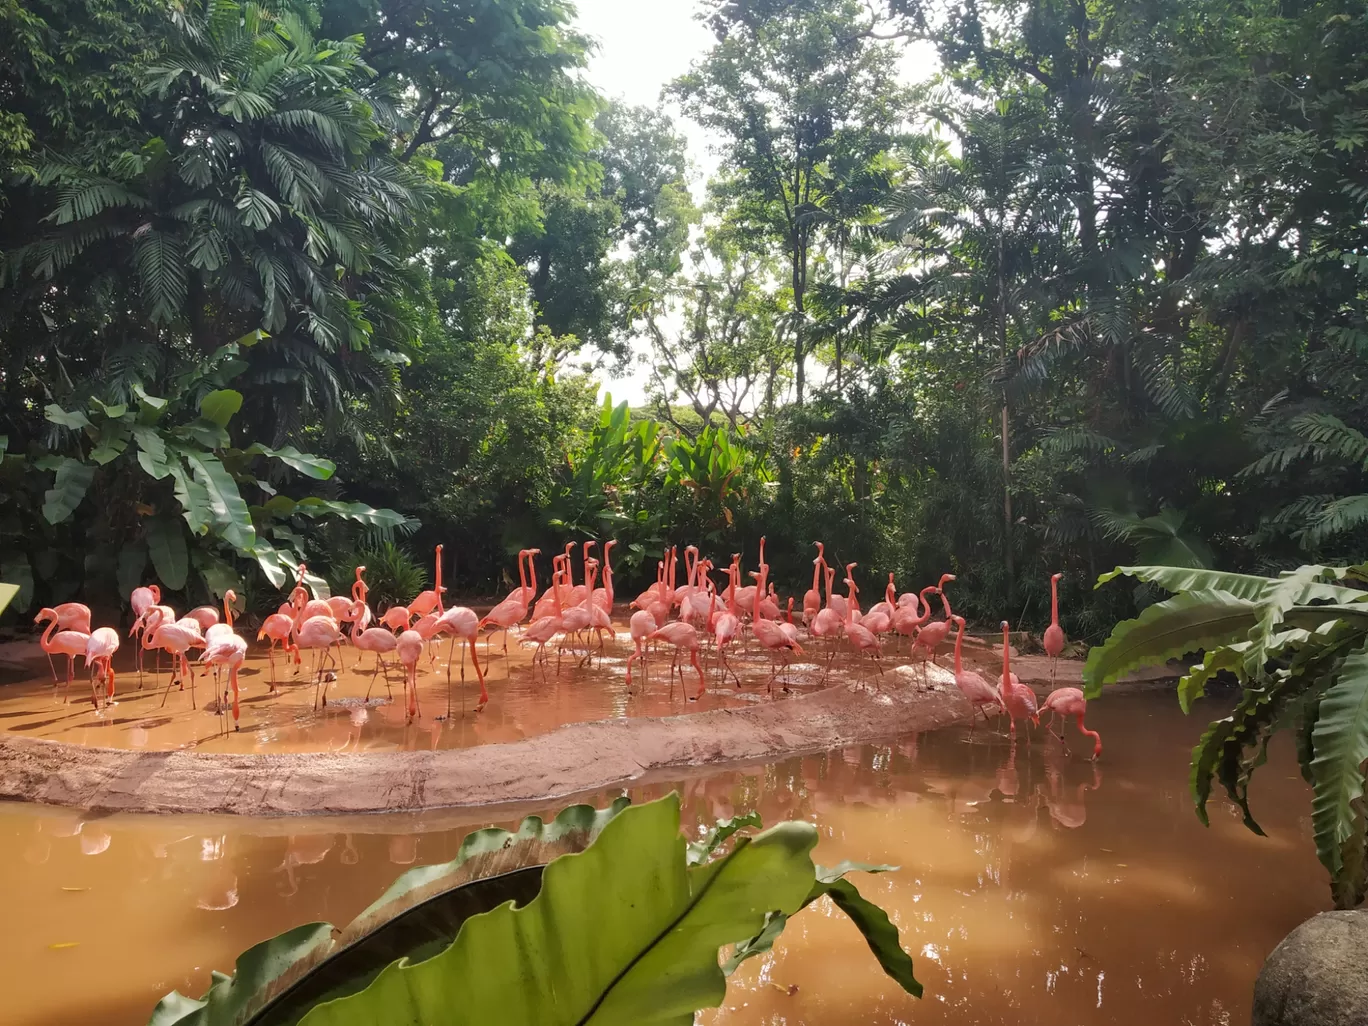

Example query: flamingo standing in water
[751,564,803,693]
[1044,572,1066,688]
[810,564,845,670]
[625,607,657,688]
[396,629,425,720]
[1040,687,1102,760]
[524,555,567,676]
[35,608,89,699]
[951,614,1005,728]
[999,620,1039,739]
[891,585,935,654]
[129,584,160,686]
[84,627,120,709]
[258,612,296,691]
[146,609,202,708]
[434,603,487,713]
[296,615,344,708]
[409,544,445,617]
[351,602,400,700]
[648,618,705,700]
[480,548,538,654]
[39,602,92,682]
[201,630,248,731]
[711,565,742,686]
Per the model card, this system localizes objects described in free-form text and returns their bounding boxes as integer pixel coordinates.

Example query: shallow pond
[0,690,1324,1025]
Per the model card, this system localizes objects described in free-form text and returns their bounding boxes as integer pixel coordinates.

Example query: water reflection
[0,693,1327,1026]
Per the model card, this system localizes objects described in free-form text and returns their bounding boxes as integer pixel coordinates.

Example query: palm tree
[6,0,428,443]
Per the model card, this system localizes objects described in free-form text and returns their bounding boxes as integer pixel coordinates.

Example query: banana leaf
[148,799,630,1026]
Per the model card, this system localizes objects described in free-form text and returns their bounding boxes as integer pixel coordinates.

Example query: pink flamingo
[409,544,445,617]
[352,616,399,700]
[1044,572,1066,687]
[951,614,1005,727]
[39,602,92,682]
[1040,687,1101,760]
[480,548,538,654]
[145,609,202,708]
[184,603,220,633]
[751,564,803,692]
[201,631,248,730]
[434,603,487,712]
[524,556,567,675]
[841,565,884,681]
[205,590,239,645]
[802,542,825,625]
[912,573,957,673]
[258,612,297,691]
[379,605,413,632]
[1000,620,1039,739]
[296,615,344,708]
[711,565,742,686]
[810,564,845,667]
[557,560,597,666]
[129,584,160,686]
[890,585,935,653]
[84,626,120,709]
[35,608,89,699]
[532,543,576,620]
[626,608,658,687]
[593,540,617,615]
[395,629,425,720]
[648,621,706,698]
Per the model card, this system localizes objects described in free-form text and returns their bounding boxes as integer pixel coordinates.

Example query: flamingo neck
[918,586,936,624]
[940,589,954,619]
[434,546,444,612]
[39,615,57,652]
[953,620,965,673]
[1051,577,1060,625]
[1002,626,1011,683]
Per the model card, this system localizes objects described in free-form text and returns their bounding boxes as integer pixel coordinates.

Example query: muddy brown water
[0,691,1324,1026]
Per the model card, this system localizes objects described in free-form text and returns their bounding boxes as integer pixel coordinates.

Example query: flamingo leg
[468,639,488,707]
[690,648,705,700]
[158,657,178,708]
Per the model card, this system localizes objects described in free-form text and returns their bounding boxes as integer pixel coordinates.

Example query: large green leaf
[243,444,336,480]
[724,861,919,997]
[44,403,92,430]
[185,453,256,551]
[0,582,21,617]
[117,543,149,599]
[168,458,214,534]
[1310,640,1368,908]
[291,498,414,534]
[1082,590,1261,697]
[199,389,244,428]
[1098,564,1368,607]
[147,517,189,591]
[0,556,33,614]
[42,457,96,524]
[299,795,820,1026]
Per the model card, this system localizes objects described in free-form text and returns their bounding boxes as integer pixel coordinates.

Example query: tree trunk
[792,231,806,406]
[997,232,1014,607]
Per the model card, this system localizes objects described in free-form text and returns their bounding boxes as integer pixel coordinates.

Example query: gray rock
[1253,910,1368,1026]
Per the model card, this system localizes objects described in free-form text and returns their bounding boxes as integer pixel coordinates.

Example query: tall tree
[672,0,907,403]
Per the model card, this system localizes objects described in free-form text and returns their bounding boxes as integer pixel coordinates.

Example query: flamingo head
[938,573,957,588]
[149,585,161,602]
[603,539,617,554]
[1051,572,1063,583]
[34,607,56,624]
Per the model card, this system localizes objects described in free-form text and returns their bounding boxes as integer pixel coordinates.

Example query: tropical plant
[543,396,665,561]
[327,541,427,614]
[665,425,769,542]
[16,337,410,608]
[146,793,919,1025]
[1084,563,1368,908]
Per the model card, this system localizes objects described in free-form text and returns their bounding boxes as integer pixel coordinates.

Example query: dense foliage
[1084,562,1368,908]
[2,0,1365,636]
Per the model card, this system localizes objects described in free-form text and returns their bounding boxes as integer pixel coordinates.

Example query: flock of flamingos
[29,537,1101,758]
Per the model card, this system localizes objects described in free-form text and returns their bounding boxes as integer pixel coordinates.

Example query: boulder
[1253,910,1368,1026]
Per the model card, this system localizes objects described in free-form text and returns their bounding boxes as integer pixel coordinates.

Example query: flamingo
[396,629,425,720]
[379,605,412,632]
[648,621,706,698]
[1040,687,1102,760]
[1000,620,1039,739]
[841,566,884,681]
[751,564,803,692]
[912,573,957,673]
[810,564,845,667]
[184,603,220,634]
[38,602,92,682]
[524,558,567,675]
[35,608,90,699]
[891,585,935,652]
[145,609,202,708]
[351,566,369,605]
[626,608,658,687]
[129,584,160,686]
[557,560,597,666]
[593,540,617,615]
[710,565,742,686]
[1044,572,1066,688]
[409,544,445,617]
[434,603,487,712]
[350,602,400,700]
[201,631,248,731]
[802,542,825,625]
[83,626,120,709]
[480,548,538,654]
[296,615,344,708]
[258,613,296,691]
[951,615,1005,727]
[205,590,239,644]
